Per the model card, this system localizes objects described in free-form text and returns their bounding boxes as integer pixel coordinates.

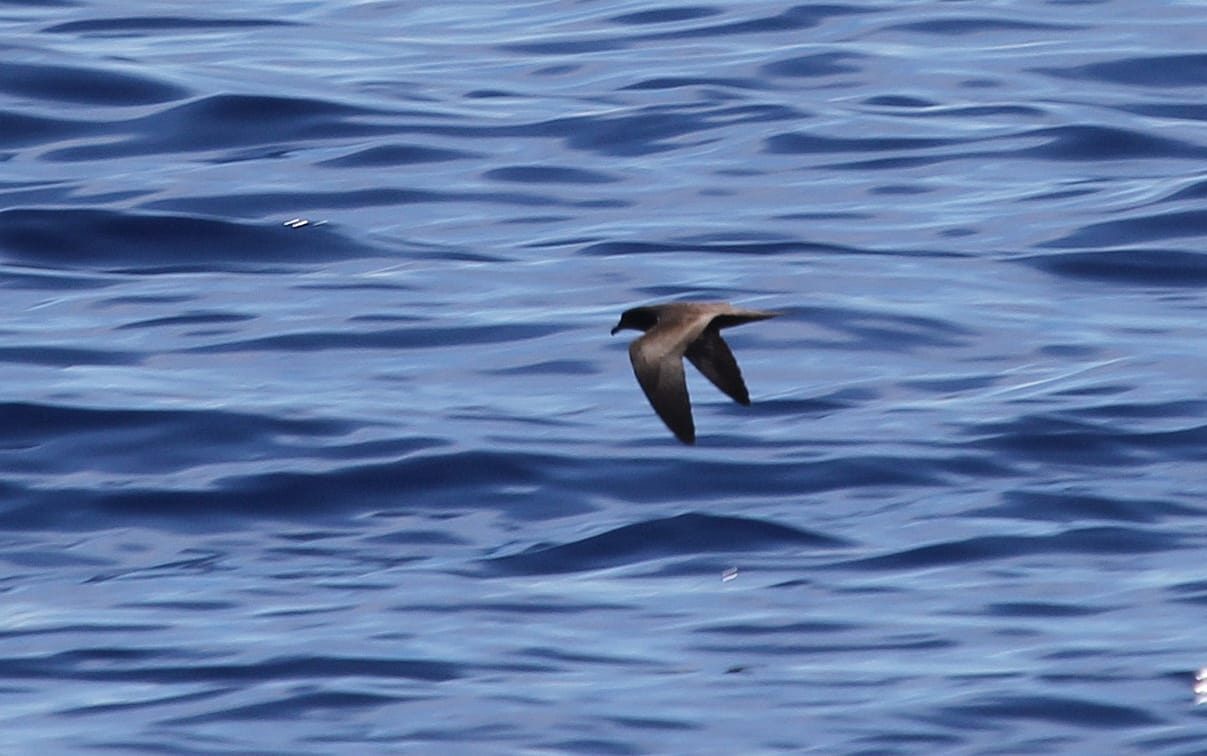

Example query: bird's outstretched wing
[629,337,695,444]
[685,328,750,405]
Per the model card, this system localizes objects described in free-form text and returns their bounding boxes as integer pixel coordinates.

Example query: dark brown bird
[611,302,780,444]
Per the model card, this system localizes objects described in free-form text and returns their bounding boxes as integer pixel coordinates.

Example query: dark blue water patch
[884,18,1082,35]
[608,7,722,25]
[1034,53,1207,88]
[184,322,563,353]
[114,311,256,331]
[144,187,569,219]
[864,95,937,108]
[751,390,875,416]
[501,5,865,54]
[901,374,1000,393]
[796,304,976,350]
[871,184,933,195]
[542,738,642,756]
[318,144,480,167]
[399,599,629,616]
[519,646,647,669]
[691,631,954,656]
[760,52,865,78]
[161,690,408,725]
[847,733,965,753]
[1069,398,1207,422]
[1136,731,1207,754]
[344,102,798,159]
[0,650,461,684]
[1038,345,1105,362]
[347,313,426,324]
[464,88,519,98]
[983,601,1104,618]
[0,346,140,367]
[93,98,800,163]
[116,599,237,612]
[1017,187,1099,203]
[695,619,859,636]
[584,453,957,503]
[1121,103,1207,123]
[532,64,581,76]
[1,450,592,531]
[2,647,177,673]
[0,62,188,105]
[968,490,1203,524]
[1166,579,1207,605]
[965,413,1207,467]
[483,512,848,576]
[0,401,359,476]
[820,154,953,171]
[1164,178,1207,202]
[82,550,229,585]
[94,293,196,307]
[0,208,383,271]
[936,694,1162,729]
[0,621,175,642]
[1013,125,1207,161]
[485,165,621,184]
[604,716,697,734]
[1020,249,1207,286]
[837,526,1180,571]
[774,210,873,222]
[40,93,399,161]
[501,38,625,55]
[575,199,630,209]
[0,268,114,291]
[365,528,468,547]
[817,123,1207,171]
[44,15,300,35]
[1042,210,1207,249]
[0,110,90,148]
[764,131,957,154]
[484,359,597,376]
[4,548,111,569]
[940,227,976,238]
[866,99,1046,119]
[618,76,766,92]
[553,104,800,157]
[936,104,1046,119]
[577,239,856,256]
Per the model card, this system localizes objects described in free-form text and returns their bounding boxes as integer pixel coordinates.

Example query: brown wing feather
[684,328,750,405]
[710,310,780,330]
[629,338,695,444]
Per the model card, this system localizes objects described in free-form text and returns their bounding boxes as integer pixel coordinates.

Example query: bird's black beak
[610,325,620,335]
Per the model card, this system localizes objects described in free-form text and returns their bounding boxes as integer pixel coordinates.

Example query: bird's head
[610,306,659,335]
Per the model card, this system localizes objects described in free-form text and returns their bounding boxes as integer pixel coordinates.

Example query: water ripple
[485,512,847,575]
[0,61,187,105]
[0,208,381,271]
[1036,53,1207,88]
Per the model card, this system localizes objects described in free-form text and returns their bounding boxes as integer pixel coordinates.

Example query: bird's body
[611,302,780,444]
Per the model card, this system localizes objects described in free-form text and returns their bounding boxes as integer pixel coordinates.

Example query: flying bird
[611,302,780,444]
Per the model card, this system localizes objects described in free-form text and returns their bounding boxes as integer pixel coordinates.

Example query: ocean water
[2,0,1207,752]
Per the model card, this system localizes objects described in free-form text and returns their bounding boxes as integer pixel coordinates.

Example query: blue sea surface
[3,1,1207,752]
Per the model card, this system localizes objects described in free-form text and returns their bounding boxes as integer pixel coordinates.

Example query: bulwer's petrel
[611,302,780,444]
